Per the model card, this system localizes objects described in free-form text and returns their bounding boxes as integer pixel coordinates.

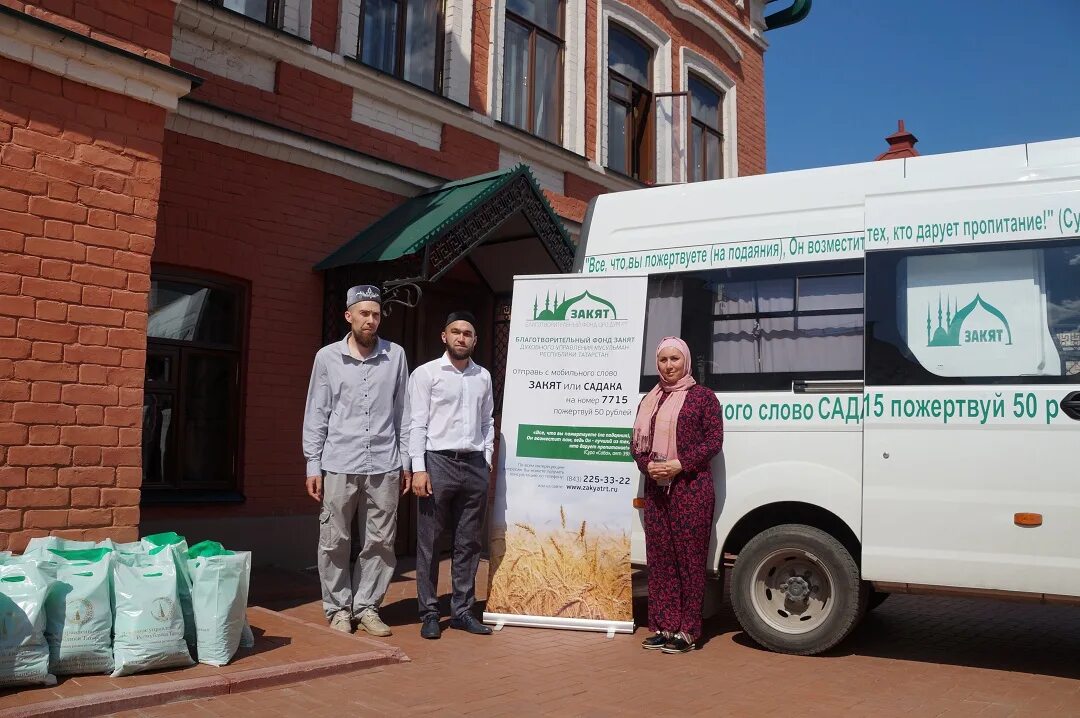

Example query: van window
[640,260,864,391]
[865,240,1080,385]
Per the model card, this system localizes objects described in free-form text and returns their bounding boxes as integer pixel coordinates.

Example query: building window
[688,73,723,182]
[358,0,445,92]
[142,272,246,502]
[207,0,283,27]
[607,24,653,182]
[502,0,564,144]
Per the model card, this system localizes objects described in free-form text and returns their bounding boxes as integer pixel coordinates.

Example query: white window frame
[281,0,312,39]
[490,0,584,153]
[680,46,737,181]
[338,0,471,102]
[597,1,672,183]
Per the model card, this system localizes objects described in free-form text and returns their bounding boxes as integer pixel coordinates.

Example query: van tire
[731,524,867,656]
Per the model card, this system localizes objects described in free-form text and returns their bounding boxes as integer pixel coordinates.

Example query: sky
[764,1,1080,172]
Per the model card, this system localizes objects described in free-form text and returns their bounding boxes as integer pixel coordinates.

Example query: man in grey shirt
[303,284,411,635]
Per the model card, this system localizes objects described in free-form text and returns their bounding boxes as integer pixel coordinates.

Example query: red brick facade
[143,131,402,523]
[1,0,776,561]
[0,0,175,62]
[0,55,168,551]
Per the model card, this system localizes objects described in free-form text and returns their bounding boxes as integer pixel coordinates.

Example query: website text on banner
[485,275,649,633]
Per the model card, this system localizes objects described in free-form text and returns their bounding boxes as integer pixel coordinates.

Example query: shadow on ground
[255,558,1080,680]
[723,588,1080,680]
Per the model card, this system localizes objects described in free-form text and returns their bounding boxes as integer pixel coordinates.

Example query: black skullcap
[445,310,477,329]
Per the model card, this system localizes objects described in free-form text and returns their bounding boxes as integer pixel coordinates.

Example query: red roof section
[876,120,920,161]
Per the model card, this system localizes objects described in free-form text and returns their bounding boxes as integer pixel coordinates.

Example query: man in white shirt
[408,310,495,639]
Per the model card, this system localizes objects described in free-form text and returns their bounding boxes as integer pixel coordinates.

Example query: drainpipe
[764,0,812,31]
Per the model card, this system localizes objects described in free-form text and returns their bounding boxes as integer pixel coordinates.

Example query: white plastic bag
[0,562,56,687]
[43,549,114,675]
[24,537,98,557]
[188,552,252,666]
[140,536,197,651]
[111,559,193,677]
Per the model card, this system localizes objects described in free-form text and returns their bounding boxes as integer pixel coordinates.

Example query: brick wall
[175,59,501,181]
[736,47,766,175]
[0,0,176,63]
[144,131,403,522]
[469,0,492,113]
[0,56,166,552]
[310,0,340,52]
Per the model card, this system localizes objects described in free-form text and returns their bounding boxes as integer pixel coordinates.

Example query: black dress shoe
[449,613,493,635]
[420,616,441,639]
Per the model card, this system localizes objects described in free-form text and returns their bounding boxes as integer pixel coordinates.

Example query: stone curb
[0,608,409,718]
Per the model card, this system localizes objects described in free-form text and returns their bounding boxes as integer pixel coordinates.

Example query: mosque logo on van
[532,290,620,321]
[926,294,1013,347]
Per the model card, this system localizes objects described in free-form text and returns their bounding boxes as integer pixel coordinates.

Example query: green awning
[314,164,572,272]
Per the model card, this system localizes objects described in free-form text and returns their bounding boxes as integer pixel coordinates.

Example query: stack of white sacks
[0,533,252,688]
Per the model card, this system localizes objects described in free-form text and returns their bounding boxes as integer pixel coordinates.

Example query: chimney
[875,120,919,161]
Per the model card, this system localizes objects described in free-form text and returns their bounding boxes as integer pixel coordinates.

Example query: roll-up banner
[484,274,648,634]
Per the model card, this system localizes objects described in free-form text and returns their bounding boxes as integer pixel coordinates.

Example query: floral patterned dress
[631,384,724,639]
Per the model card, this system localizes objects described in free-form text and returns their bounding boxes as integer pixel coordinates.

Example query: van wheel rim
[749,548,835,635]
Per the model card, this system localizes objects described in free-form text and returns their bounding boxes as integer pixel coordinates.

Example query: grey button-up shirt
[302,335,410,476]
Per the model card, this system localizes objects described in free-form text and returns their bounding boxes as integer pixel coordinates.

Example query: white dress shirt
[408,353,494,472]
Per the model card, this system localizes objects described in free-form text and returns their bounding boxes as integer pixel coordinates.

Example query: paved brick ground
[103,559,1080,718]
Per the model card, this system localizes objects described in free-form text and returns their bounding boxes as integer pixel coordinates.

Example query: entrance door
[862,232,1080,597]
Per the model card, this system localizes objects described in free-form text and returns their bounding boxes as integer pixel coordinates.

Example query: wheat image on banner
[487,506,632,622]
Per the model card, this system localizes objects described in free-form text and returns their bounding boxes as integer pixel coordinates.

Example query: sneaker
[661,632,695,654]
[641,632,669,650]
[356,609,392,637]
[328,610,354,634]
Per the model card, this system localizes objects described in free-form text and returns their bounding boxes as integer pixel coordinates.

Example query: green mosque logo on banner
[927,294,1013,347]
[532,290,619,321]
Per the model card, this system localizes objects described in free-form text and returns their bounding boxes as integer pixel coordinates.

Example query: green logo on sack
[151,597,174,622]
[532,290,618,321]
[67,598,93,627]
[927,294,1013,347]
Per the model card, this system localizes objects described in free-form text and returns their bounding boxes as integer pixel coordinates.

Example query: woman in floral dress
[631,336,724,654]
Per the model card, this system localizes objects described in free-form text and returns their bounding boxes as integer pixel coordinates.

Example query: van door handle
[792,379,864,394]
[1062,392,1080,421]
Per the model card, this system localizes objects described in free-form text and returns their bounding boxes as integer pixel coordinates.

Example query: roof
[876,120,920,161]
[314,164,572,271]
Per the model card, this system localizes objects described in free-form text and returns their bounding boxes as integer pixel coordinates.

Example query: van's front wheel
[731,524,866,656]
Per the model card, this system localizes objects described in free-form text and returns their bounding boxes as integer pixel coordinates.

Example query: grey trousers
[416,451,489,620]
[319,470,400,619]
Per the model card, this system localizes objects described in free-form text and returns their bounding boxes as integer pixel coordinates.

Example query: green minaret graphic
[533,291,618,321]
[927,293,1013,347]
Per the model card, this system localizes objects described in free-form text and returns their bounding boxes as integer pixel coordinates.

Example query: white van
[574,137,1080,655]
